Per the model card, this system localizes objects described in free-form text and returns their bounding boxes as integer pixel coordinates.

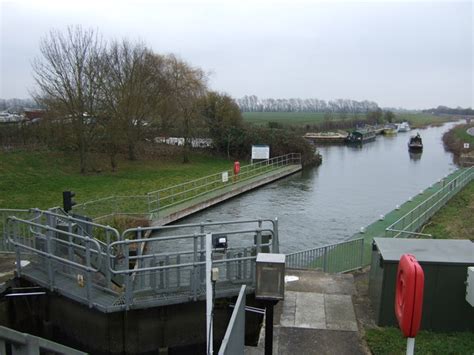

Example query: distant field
[395,113,456,128]
[243,112,330,125]
[242,112,456,128]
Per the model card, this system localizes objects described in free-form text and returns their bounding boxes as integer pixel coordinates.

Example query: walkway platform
[246,269,366,355]
[153,164,302,225]
[349,167,473,263]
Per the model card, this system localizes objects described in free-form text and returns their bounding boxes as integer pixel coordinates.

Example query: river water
[177,122,459,253]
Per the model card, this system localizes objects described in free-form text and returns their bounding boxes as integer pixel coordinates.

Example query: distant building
[155,137,213,148]
[24,109,45,122]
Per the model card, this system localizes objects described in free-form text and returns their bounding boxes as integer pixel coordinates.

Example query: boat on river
[383,123,398,135]
[408,133,423,151]
[397,121,411,132]
[345,129,376,144]
[303,131,348,144]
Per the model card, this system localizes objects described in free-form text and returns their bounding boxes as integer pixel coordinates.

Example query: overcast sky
[0,0,472,109]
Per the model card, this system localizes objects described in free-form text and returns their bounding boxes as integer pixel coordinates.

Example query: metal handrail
[385,166,474,238]
[7,216,103,273]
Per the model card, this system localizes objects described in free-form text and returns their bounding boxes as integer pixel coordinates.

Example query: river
[175,122,460,253]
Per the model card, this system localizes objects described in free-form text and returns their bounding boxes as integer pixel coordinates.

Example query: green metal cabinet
[369,238,474,331]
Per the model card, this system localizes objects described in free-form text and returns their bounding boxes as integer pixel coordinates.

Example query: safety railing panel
[218,285,246,355]
[385,167,474,238]
[286,238,365,273]
[104,218,278,309]
[6,210,122,307]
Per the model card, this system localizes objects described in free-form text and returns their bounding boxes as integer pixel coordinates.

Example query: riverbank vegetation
[442,123,474,159]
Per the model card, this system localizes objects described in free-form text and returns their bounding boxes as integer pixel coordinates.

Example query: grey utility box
[255,253,285,300]
[369,238,474,331]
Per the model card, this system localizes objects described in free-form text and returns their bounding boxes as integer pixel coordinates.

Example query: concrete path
[246,269,367,354]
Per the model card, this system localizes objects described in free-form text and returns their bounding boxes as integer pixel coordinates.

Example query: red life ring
[395,254,424,337]
[233,161,240,175]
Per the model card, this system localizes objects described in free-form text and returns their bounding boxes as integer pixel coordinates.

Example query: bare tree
[32,26,105,173]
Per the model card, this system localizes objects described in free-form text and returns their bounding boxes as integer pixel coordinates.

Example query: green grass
[452,125,474,145]
[421,180,474,240]
[243,112,330,125]
[365,327,474,355]
[242,112,455,129]
[395,113,456,128]
[0,149,232,209]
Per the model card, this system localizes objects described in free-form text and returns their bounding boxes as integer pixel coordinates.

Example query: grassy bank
[0,149,232,209]
[242,112,456,130]
[420,180,474,240]
[442,123,474,158]
[365,327,474,355]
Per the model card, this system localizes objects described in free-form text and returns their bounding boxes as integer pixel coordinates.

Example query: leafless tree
[32,26,105,173]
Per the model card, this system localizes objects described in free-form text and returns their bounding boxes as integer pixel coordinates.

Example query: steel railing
[3,211,278,311]
[0,325,87,355]
[385,167,474,238]
[286,238,365,273]
[109,219,278,309]
[72,153,301,221]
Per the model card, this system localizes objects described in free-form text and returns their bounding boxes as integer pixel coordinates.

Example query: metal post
[205,233,213,355]
[105,230,112,288]
[85,237,92,307]
[265,301,276,355]
[323,246,328,272]
[193,234,198,301]
[13,222,21,277]
[45,225,54,291]
[137,228,143,289]
[273,218,279,253]
[406,337,415,355]
[124,241,131,310]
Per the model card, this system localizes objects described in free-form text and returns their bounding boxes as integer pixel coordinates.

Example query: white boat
[398,121,411,132]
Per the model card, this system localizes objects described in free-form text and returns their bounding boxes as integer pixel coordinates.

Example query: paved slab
[246,269,366,354]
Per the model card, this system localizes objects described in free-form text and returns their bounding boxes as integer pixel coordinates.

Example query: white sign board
[221,171,228,183]
[464,143,470,149]
[251,145,270,160]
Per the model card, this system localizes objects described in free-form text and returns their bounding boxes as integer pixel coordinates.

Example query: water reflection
[179,121,459,253]
[409,151,423,161]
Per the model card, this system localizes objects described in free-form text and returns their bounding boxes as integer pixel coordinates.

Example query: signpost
[395,254,424,355]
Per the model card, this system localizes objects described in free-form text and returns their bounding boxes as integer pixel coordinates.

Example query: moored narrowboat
[345,129,376,144]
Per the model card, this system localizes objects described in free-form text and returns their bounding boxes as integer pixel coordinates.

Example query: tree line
[236,95,379,113]
[422,106,474,116]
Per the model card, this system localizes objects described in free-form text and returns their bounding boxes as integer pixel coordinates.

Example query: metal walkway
[3,209,278,312]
